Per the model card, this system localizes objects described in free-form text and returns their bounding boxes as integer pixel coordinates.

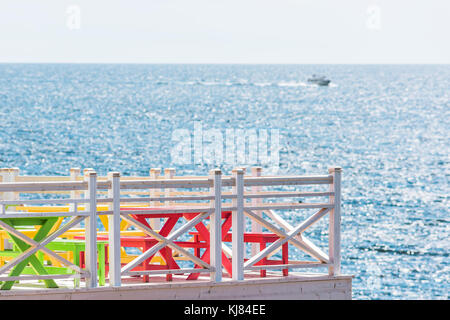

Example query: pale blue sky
[0,0,449,63]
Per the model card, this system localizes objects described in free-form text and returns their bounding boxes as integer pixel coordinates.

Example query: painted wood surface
[0,166,343,292]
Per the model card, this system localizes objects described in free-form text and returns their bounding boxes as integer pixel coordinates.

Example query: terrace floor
[0,272,353,300]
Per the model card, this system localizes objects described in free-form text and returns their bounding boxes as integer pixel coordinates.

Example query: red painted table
[123,208,234,281]
[75,210,186,282]
[77,207,287,282]
[75,208,233,282]
[189,231,289,277]
[125,210,183,282]
[183,211,234,280]
[85,234,208,281]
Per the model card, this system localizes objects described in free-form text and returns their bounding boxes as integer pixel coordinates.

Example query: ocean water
[0,64,448,299]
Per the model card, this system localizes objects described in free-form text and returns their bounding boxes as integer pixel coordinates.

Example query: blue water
[0,64,448,299]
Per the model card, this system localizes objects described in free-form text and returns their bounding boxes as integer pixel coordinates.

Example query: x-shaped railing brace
[120,211,213,275]
[0,217,87,277]
[243,207,331,269]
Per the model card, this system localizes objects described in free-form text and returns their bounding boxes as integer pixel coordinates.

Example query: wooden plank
[238,203,334,211]
[164,168,175,206]
[15,176,72,182]
[0,181,86,192]
[232,169,244,281]
[247,263,329,271]
[210,169,222,282]
[0,276,353,300]
[114,192,333,202]
[250,167,262,257]
[239,191,334,199]
[108,172,121,287]
[84,171,98,288]
[0,199,88,205]
[0,212,90,218]
[96,198,113,203]
[206,203,333,212]
[118,195,215,202]
[119,179,211,189]
[96,181,111,190]
[70,168,81,214]
[149,168,162,229]
[103,203,334,214]
[119,207,214,215]
[0,168,19,203]
[243,175,333,187]
[117,177,237,189]
[125,268,211,276]
[0,274,80,282]
[328,167,342,276]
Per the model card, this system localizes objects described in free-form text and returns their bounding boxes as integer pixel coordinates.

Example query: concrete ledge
[0,274,352,300]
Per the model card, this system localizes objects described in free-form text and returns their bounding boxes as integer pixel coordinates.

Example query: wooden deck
[0,167,350,300]
[0,272,352,300]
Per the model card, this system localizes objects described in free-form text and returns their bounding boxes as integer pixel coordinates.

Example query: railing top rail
[243,175,332,186]
[0,211,90,218]
[0,198,89,205]
[119,178,211,189]
[0,181,86,192]
[0,175,333,193]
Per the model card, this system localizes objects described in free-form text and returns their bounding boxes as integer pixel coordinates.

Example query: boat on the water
[307,75,331,86]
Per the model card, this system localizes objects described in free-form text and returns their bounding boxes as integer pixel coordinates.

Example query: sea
[0,63,448,299]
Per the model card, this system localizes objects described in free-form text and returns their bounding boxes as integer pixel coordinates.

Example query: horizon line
[0,61,449,65]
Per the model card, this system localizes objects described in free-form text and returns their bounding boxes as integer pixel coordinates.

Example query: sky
[0,0,449,64]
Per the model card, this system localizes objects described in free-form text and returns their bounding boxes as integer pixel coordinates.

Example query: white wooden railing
[0,166,342,289]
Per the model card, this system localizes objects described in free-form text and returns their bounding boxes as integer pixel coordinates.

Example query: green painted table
[0,217,107,289]
[41,239,107,287]
[0,217,59,290]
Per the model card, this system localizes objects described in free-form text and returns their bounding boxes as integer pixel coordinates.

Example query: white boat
[307,75,331,86]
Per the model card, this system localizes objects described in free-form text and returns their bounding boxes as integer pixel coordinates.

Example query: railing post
[164,168,175,206]
[0,168,19,203]
[250,167,262,256]
[209,169,222,282]
[85,171,98,288]
[149,168,161,230]
[328,167,342,276]
[232,168,245,280]
[70,168,81,212]
[108,172,121,287]
[0,168,18,250]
